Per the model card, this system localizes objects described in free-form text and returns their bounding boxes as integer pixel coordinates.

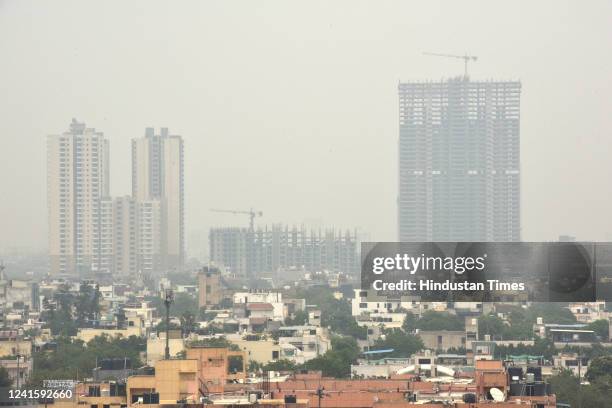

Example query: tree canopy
[416,311,464,331]
[30,335,145,385]
[302,336,361,378]
[374,329,423,358]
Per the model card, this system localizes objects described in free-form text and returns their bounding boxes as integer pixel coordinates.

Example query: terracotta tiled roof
[247,303,274,311]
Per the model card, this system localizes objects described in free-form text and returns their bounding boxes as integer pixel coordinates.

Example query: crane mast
[423,52,478,79]
[210,208,263,232]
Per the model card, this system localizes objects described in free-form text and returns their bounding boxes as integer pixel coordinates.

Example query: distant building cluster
[47,120,184,278]
[209,225,359,277]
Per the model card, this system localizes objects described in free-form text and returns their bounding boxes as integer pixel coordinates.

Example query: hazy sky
[1,0,611,256]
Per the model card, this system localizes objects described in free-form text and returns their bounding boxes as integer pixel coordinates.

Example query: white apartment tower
[132,128,184,274]
[47,119,110,276]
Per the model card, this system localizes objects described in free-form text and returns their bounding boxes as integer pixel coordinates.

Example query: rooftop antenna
[423,52,478,79]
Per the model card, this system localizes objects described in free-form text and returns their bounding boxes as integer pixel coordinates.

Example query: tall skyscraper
[398,78,521,242]
[47,119,110,276]
[132,128,184,274]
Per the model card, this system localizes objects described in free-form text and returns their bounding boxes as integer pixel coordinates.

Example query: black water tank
[527,367,542,382]
[508,367,523,381]
[285,395,297,403]
[463,393,477,403]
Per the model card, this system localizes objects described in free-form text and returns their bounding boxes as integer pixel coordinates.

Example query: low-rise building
[277,325,331,364]
[0,279,39,312]
[568,301,610,323]
[76,316,145,343]
[418,330,466,351]
[146,333,185,365]
[127,359,199,404]
[0,356,32,386]
[226,334,282,364]
[553,352,590,378]
[185,346,248,388]
[234,291,284,320]
[0,329,31,358]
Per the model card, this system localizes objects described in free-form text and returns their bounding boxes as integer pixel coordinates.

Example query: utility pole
[164,289,174,360]
[16,354,21,388]
[316,386,326,408]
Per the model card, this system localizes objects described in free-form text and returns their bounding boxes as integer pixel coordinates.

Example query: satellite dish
[490,388,504,402]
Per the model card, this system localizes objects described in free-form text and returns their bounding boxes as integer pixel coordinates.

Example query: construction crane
[423,52,478,78]
[210,208,263,231]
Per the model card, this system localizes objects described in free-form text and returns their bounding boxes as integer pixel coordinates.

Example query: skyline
[1,1,612,254]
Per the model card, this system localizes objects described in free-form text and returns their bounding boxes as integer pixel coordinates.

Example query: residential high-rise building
[112,196,138,277]
[136,199,163,277]
[132,128,184,274]
[398,77,521,242]
[209,228,250,277]
[209,225,359,277]
[47,119,110,276]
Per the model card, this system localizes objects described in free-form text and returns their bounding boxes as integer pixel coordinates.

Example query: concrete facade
[398,78,521,242]
[47,119,110,276]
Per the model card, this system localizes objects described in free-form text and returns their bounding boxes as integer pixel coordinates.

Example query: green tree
[75,284,100,326]
[416,311,464,331]
[148,293,199,319]
[504,306,534,340]
[494,338,556,360]
[478,314,507,340]
[550,369,611,408]
[154,320,181,332]
[527,303,576,325]
[188,337,240,351]
[401,312,417,333]
[0,366,12,387]
[180,311,197,334]
[42,284,78,336]
[285,310,308,326]
[586,319,609,341]
[263,359,297,372]
[303,336,360,378]
[586,355,612,383]
[374,329,423,358]
[294,286,366,340]
[549,370,580,407]
[30,335,145,385]
[172,293,199,316]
